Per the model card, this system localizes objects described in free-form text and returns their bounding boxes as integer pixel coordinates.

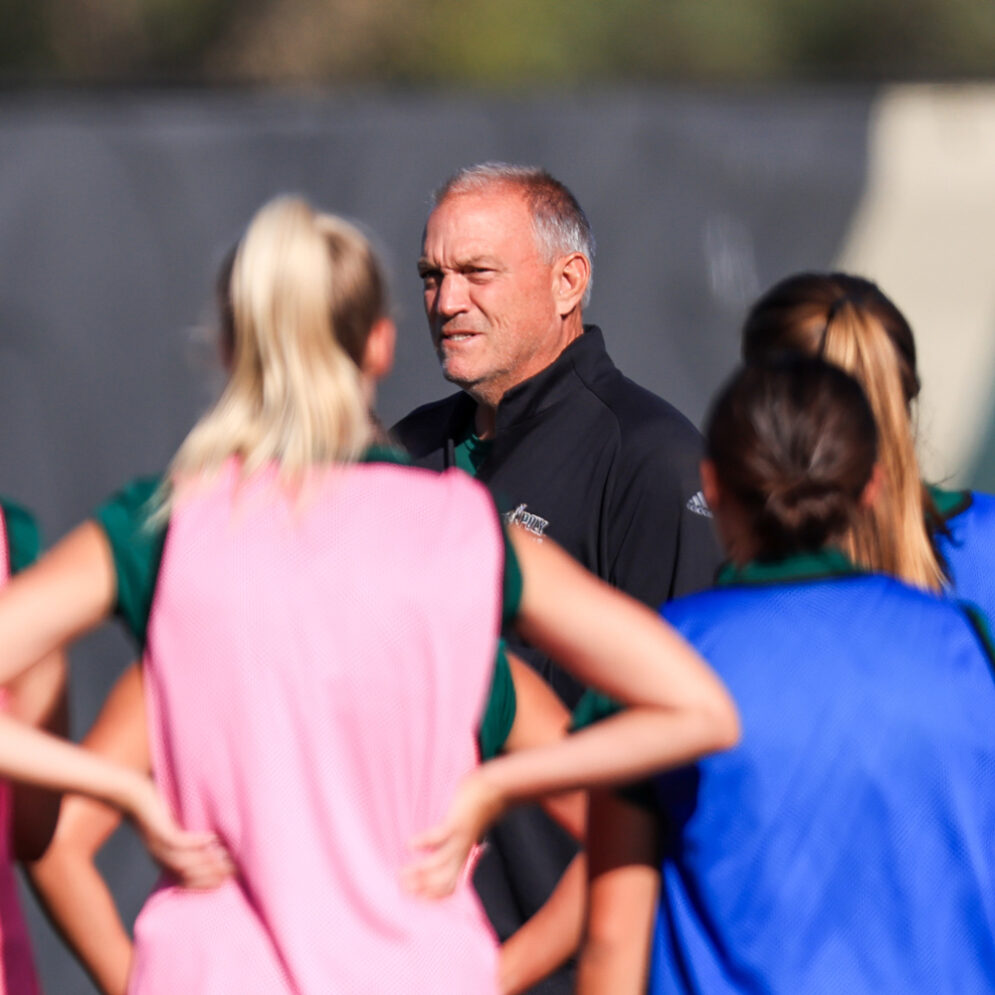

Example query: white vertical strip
[835,84,995,485]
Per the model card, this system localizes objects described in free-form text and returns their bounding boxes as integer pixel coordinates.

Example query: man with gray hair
[394,163,719,993]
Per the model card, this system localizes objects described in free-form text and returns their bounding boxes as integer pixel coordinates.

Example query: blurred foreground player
[4,196,737,993]
[742,270,995,615]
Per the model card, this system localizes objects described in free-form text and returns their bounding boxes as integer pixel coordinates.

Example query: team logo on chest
[504,504,550,541]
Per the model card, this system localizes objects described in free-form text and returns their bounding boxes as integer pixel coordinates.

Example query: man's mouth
[439,330,480,346]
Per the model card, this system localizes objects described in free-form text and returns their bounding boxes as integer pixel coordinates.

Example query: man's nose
[434,274,469,317]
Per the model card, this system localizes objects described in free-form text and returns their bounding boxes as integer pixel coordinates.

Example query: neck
[559,312,585,352]
[474,404,497,440]
[469,316,586,441]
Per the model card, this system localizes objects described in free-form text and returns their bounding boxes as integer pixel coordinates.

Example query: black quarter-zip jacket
[393,326,721,992]
[394,325,720,704]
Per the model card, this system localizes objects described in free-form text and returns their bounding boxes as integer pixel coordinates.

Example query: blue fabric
[649,571,995,994]
[936,490,995,628]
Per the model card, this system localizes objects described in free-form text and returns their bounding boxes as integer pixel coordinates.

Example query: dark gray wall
[0,88,872,992]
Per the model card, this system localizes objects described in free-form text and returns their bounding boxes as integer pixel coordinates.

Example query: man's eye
[420,271,440,288]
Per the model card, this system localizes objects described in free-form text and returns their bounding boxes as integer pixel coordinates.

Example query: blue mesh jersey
[648,550,995,995]
[933,488,995,625]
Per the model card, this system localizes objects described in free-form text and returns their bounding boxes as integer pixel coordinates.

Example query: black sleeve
[606,417,722,608]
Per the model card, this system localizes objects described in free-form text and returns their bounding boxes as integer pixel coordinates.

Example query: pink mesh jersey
[129,460,503,993]
[0,508,41,995]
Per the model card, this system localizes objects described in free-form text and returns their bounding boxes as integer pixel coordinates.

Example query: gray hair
[432,162,596,307]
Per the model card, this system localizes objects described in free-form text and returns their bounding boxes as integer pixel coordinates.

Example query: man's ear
[552,252,591,317]
[361,317,396,383]
[859,461,884,510]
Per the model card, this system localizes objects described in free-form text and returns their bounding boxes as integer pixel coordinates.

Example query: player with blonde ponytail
[742,272,944,590]
[165,200,377,498]
[741,271,995,620]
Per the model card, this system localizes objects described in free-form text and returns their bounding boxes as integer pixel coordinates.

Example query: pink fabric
[0,510,41,995]
[130,462,503,994]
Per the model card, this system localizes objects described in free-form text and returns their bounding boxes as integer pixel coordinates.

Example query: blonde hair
[162,196,385,510]
[742,272,945,591]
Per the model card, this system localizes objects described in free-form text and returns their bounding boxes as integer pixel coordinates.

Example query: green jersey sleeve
[1,498,41,574]
[473,516,524,760]
[478,640,517,760]
[93,477,166,651]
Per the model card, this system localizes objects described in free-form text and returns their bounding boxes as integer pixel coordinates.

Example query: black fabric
[393,325,721,993]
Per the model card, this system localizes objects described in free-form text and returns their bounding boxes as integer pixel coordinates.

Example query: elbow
[700,686,741,755]
[27,818,96,882]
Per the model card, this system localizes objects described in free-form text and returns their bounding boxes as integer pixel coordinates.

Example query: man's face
[418,187,561,407]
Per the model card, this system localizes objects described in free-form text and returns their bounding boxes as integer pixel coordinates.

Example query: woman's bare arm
[0,523,230,894]
[0,705,227,887]
[6,649,69,860]
[499,853,587,995]
[501,654,585,838]
[497,654,586,995]
[577,791,660,995]
[0,523,116,686]
[29,663,148,995]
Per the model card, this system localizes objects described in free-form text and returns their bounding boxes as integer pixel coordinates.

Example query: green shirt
[1,497,41,575]
[928,484,972,521]
[454,426,494,477]
[93,451,522,760]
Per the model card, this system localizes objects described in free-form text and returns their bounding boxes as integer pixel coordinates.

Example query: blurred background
[2,1,995,990]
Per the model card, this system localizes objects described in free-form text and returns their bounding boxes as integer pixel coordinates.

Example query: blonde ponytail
[161,197,384,512]
[821,305,944,590]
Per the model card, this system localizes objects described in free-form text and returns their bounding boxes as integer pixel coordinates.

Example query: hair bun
[706,357,877,560]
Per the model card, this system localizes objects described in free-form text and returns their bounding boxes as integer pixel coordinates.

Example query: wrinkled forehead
[422,186,539,258]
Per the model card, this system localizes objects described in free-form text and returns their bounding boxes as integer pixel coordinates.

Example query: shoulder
[599,374,702,453]
[434,466,499,525]
[90,476,167,650]
[960,490,995,525]
[583,371,705,516]
[931,486,981,524]
[364,461,498,531]
[935,489,995,560]
[390,392,468,459]
[94,476,164,534]
[663,571,933,632]
[0,496,41,573]
[574,351,704,475]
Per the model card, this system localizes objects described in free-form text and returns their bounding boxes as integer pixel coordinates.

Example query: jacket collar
[436,325,612,453]
[494,325,611,433]
[716,547,864,588]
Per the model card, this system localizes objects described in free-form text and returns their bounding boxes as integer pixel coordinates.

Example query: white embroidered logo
[686,490,713,518]
[503,504,550,540]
